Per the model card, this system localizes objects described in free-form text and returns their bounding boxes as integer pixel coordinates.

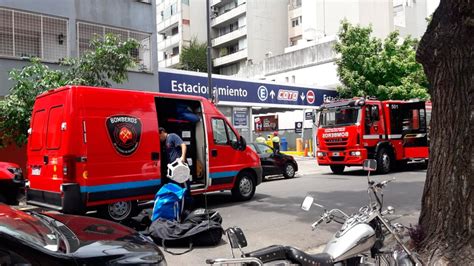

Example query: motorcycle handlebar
[311,217,325,230]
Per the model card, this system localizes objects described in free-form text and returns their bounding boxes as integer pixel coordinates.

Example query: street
[163,157,427,265]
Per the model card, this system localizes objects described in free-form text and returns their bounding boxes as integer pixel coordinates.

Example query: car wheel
[283,163,296,179]
[232,172,256,201]
[376,147,392,174]
[99,201,138,222]
[330,165,345,174]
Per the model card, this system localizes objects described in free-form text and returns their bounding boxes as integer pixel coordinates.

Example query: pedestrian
[272,131,280,153]
[255,134,266,143]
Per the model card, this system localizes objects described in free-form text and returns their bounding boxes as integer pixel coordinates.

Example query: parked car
[248,143,298,180]
[0,162,24,204]
[0,204,166,265]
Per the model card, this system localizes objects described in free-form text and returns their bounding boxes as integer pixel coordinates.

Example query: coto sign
[277,89,298,101]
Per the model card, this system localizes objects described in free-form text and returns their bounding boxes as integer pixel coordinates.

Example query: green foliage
[334,20,429,100]
[0,34,139,147]
[179,38,207,72]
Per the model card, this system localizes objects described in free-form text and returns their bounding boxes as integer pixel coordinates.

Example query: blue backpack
[151,183,186,222]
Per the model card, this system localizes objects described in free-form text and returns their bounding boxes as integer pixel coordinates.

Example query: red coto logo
[277,89,298,101]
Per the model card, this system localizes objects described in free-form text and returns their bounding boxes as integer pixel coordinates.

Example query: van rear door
[28,89,70,195]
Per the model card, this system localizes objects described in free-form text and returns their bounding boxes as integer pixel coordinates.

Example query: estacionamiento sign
[158,68,338,108]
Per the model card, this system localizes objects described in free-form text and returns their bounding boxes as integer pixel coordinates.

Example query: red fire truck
[316,98,431,174]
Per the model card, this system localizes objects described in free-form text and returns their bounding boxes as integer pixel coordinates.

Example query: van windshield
[319,107,361,128]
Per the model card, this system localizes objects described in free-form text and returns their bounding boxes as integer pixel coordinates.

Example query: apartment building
[393,0,440,39]
[156,0,207,68]
[210,0,288,75]
[0,0,157,96]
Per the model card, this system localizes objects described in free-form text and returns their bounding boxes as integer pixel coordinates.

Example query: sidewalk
[292,156,329,176]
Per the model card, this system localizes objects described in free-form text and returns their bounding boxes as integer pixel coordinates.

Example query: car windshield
[257,143,273,154]
[0,210,65,253]
[319,107,361,128]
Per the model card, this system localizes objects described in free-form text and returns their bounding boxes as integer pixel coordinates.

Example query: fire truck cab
[316,98,431,174]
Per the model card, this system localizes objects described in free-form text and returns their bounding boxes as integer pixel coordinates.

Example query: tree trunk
[416,0,473,264]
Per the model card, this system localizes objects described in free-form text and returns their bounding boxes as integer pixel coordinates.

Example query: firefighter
[272,131,280,153]
[256,134,266,143]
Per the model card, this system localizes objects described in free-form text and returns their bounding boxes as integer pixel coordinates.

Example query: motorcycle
[206,159,422,266]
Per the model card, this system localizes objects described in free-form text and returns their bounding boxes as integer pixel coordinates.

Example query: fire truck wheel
[232,171,256,201]
[283,163,296,179]
[330,165,345,174]
[376,147,392,174]
[99,201,139,222]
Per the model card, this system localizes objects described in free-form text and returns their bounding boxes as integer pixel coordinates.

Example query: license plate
[32,167,41,176]
[332,152,341,156]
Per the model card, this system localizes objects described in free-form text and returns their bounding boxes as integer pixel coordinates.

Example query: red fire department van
[316,98,431,174]
[26,86,262,221]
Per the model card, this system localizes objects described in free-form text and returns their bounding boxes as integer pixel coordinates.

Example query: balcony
[211,3,246,28]
[211,0,222,6]
[213,48,247,67]
[212,26,246,48]
[158,33,181,51]
[157,13,180,32]
[159,54,180,68]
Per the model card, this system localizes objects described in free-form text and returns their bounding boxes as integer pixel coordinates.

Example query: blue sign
[233,110,248,127]
[158,69,337,107]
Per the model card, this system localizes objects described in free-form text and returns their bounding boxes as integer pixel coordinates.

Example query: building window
[77,22,151,72]
[171,26,179,36]
[0,8,68,62]
[291,16,301,27]
[172,46,179,56]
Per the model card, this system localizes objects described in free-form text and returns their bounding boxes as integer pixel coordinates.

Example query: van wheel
[99,201,138,222]
[376,147,392,174]
[283,163,296,179]
[330,165,345,174]
[232,172,256,201]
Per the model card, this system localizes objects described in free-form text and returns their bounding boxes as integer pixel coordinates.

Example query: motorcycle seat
[245,245,333,266]
[245,245,288,263]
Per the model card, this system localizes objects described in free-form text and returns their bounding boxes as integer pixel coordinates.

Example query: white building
[157,0,207,68]
[393,0,440,39]
[210,0,288,75]
[238,0,440,88]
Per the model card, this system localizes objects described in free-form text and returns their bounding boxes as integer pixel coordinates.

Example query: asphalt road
[162,159,427,265]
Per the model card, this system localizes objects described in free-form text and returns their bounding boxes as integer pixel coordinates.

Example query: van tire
[330,165,345,174]
[232,171,256,201]
[99,201,139,222]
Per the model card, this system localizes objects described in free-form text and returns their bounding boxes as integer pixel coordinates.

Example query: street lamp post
[206,0,214,102]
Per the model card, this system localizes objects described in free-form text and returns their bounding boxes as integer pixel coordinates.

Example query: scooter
[206,159,422,266]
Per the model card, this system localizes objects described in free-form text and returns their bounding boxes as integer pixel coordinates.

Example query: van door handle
[43,156,49,165]
[151,152,159,161]
[211,149,218,157]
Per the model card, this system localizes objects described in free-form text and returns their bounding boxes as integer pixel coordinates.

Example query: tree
[0,34,139,147]
[334,20,429,100]
[179,38,207,72]
[416,0,473,264]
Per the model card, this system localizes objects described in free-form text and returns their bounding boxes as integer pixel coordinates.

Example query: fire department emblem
[106,115,142,156]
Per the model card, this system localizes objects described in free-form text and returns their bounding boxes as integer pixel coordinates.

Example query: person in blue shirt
[159,127,192,211]
[159,127,187,165]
